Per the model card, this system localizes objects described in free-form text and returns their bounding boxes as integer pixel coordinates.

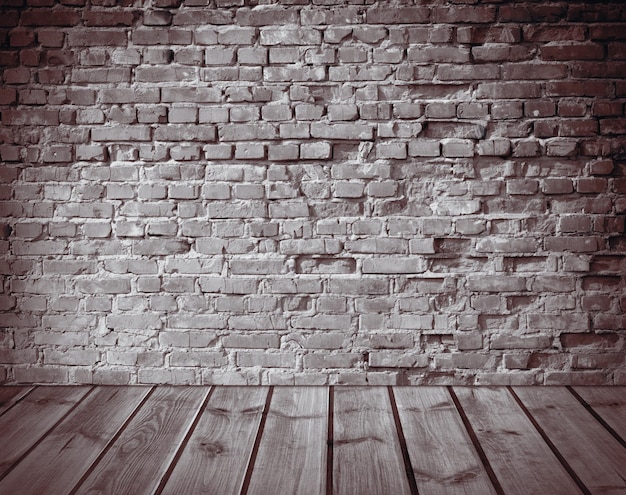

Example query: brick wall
[1,0,625,386]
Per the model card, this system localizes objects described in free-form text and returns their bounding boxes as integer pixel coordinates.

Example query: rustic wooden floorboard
[72,386,208,495]
[0,386,33,416]
[333,387,413,495]
[245,387,328,495]
[0,386,151,495]
[0,386,91,481]
[514,387,626,494]
[453,387,584,495]
[160,386,267,495]
[394,386,497,495]
[0,385,624,495]
[572,386,626,443]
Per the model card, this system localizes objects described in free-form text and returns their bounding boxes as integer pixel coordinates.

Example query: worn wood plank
[394,387,497,495]
[160,386,268,495]
[246,387,328,495]
[74,386,208,495]
[0,386,151,495]
[515,386,626,494]
[573,386,626,441]
[0,386,91,479]
[333,387,412,495]
[0,386,33,416]
[454,387,583,495]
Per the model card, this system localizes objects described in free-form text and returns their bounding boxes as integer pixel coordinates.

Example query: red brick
[83,11,136,26]
[366,6,429,24]
[432,5,495,23]
[502,63,568,80]
[546,139,578,157]
[472,45,533,63]
[592,101,623,116]
[561,333,619,350]
[523,25,586,42]
[590,24,626,41]
[2,109,58,125]
[407,46,470,63]
[234,7,297,26]
[544,236,600,252]
[0,10,19,27]
[608,42,626,60]
[476,82,541,99]
[577,178,607,193]
[600,118,626,135]
[37,30,64,47]
[68,29,127,47]
[541,43,604,61]
[458,26,521,44]
[311,123,373,140]
[0,88,17,105]
[9,29,36,47]
[143,10,172,26]
[437,64,499,81]
[132,28,192,45]
[441,139,474,158]
[558,99,586,117]
[572,62,626,79]
[135,66,196,83]
[21,9,80,26]
[0,50,20,68]
[589,158,614,175]
[3,67,30,84]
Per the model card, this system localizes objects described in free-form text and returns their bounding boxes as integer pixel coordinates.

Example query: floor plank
[394,387,497,495]
[73,386,209,495]
[0,386,151,495]
[572,386,626,442]
[514,386,626,494]
[454,387,583,495]
[333,387,412,495]
[0,386,33,416]
[246,387,328,495]
[0,386,91,480]
[160,386,268,495]
[0,385,623,495]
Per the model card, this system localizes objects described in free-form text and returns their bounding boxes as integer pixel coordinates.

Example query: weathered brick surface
[0,1,625,385]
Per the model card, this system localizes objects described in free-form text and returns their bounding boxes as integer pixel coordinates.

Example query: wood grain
[515,386,626,494]
[572,386,626,441]
[0,386,150,495]
[246,386,328,495]
[333,387,412,495]
[0,386,91,479]
[454,387,583,495]
[0,386,33,416]
[160,386,268,495]
[73,386,208,495]
[394,386,497,495]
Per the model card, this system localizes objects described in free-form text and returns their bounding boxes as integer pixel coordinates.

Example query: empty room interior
[0,0,625,493]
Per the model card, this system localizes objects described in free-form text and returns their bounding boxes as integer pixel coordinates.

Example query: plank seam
[0,386,36,419]
[240,386,273,495]
[153,386,214,495]
[447,387,506,495]
[0,385,96,484]
[326,385,334,495]
[388,387,420,495]
[508,387,593,495]
[566,386,626,450]
[68,385,156,495]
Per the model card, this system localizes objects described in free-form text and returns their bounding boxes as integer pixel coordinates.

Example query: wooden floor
[0,386,625,495]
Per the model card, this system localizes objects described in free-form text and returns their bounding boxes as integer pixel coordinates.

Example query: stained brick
[366,7,429,24]
[22,9,81,26]
[3,1,624,386]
